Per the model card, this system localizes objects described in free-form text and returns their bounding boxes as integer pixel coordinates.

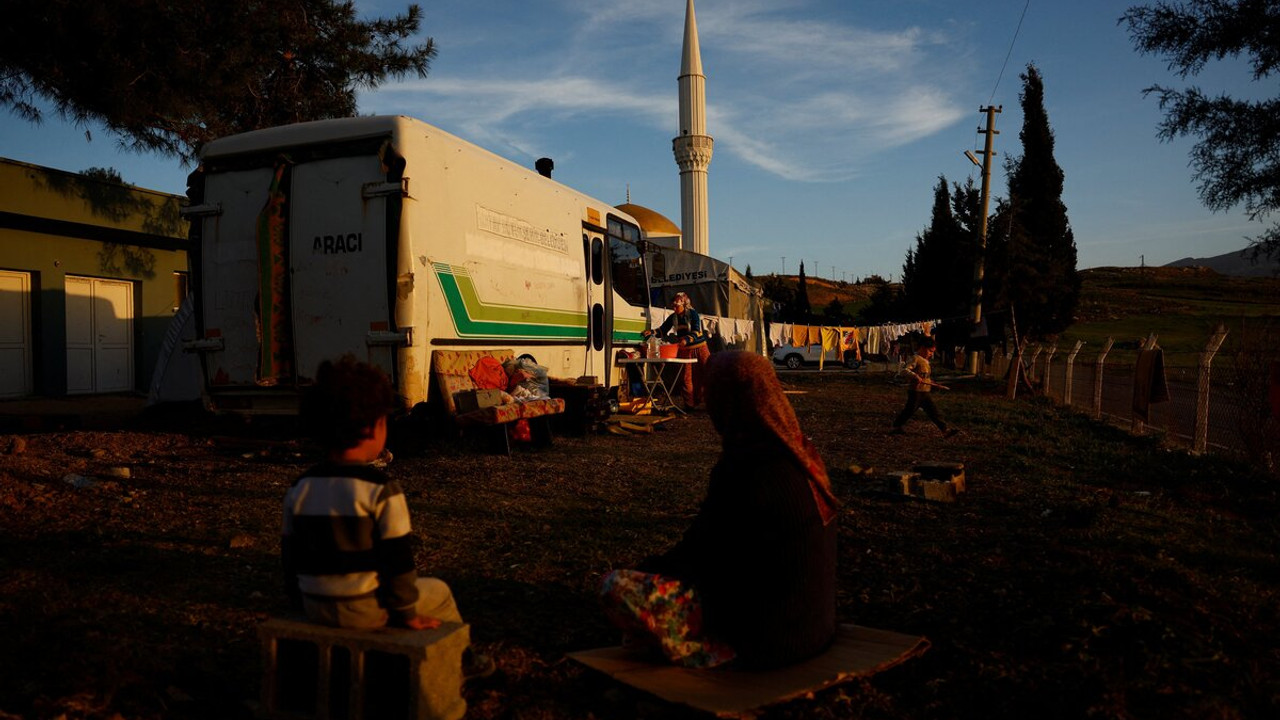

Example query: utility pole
[781,256,786,276]
[964,105,1001,375]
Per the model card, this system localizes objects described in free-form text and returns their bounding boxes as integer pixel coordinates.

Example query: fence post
[1042,344,1059,399]
[1064,340,1085,407]
[1007,339,1029,400]
[1093,337,1114,420]
[1194,324,1229,455]
[1132,334,1158,436]
[1027,344,1044,385]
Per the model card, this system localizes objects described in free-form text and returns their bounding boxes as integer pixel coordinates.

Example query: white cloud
[365,0,971,183]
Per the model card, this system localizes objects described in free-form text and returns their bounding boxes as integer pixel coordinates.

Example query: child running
[890,337,957,437]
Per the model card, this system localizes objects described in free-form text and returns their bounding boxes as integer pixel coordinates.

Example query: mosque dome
[617,202,681,239]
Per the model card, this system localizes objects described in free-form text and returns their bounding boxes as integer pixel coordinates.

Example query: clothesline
[767,320,940,370]
[769,320,939,354]
[647,307,757,346]
[644,308,942,363]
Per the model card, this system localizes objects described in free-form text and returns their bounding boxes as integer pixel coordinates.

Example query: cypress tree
[900,175,982,323]
[901,176,956,320]
[1002,64,1079,338]
[795,262,812,320]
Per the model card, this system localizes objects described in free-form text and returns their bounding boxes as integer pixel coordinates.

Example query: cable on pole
[990,0,1032,106]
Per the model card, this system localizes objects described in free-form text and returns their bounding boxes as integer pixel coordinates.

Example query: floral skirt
[599,569,736,668]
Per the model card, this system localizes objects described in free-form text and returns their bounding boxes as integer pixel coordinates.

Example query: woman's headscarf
[704,351,839,524]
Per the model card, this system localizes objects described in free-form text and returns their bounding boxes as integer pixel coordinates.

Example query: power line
[989,0,1031,106]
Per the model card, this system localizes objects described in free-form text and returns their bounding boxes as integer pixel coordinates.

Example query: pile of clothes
[467,354,552,404]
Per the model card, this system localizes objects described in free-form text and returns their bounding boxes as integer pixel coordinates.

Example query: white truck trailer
[181,115,649,413]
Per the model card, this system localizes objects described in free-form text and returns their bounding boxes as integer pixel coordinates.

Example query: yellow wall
[0,157,189,396]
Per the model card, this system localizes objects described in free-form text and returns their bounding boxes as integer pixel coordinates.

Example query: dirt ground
[1,369,1277,719]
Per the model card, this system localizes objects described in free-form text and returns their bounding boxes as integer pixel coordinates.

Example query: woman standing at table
[642,292,710,410]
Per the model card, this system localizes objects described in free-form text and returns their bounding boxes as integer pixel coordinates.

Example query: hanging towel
[791,325,808,347]
[1132,347,1172,422]
[819,327,840,371]
[864,327,880,355]
[256,156,294,384]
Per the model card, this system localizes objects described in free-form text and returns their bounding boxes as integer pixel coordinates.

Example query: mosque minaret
[673,0,713,256]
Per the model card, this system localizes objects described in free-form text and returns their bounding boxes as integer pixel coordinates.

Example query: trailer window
[592,303,605,351]
[591,237,605,285]
[607,217,646,307]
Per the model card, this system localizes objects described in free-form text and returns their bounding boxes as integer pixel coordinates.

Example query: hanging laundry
[256,156,295,384]
[819,327,840,370]
[1132,347,1172,422]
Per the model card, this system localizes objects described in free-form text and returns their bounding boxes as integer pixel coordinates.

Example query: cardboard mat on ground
[569,624,929,718]
[605,411,679,435]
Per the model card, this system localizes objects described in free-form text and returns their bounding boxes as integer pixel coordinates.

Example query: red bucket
[659,343,680,359]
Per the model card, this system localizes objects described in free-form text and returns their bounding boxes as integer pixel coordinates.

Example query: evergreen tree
[744,265,753,279]
[857,279,901,325]
[900,176,983,323]
[758,275,795,322]
[950,176,986,323]
[901,176,956,320]
[1122,0,1280,265]
[1000,64,1079,338]
[1,0,436,161]
[795,262,813,320]
[823,298,847,323]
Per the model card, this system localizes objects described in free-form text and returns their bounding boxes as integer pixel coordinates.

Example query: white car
[771,343,864,370]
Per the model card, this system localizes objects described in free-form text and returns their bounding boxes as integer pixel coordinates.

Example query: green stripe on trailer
[434,263,588,339]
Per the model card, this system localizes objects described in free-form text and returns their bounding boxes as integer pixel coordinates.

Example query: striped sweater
[281,462,418,622]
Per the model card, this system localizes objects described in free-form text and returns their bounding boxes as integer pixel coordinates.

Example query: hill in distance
[1164,246,1278,278]
[763,266,1279,352]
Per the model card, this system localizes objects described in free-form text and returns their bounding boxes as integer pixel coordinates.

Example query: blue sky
[0,0,1266,281]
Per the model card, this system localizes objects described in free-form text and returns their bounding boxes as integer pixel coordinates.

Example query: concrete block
[258,618,469,720]
[883,471,921,496]
[913,461,965,494]
[919,479,959,503]
[882,467,963,503]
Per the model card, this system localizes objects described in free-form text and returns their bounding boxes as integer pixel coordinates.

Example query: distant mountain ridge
[1164,247,1278,277]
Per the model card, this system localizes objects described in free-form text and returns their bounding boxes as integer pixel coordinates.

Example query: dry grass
[1,368,1278,719]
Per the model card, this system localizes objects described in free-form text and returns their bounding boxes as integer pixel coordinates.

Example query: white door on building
[66,276,134,394]
[0,270,34,398]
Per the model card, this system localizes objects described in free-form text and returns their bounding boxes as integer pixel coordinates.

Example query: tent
[647,245,767,355]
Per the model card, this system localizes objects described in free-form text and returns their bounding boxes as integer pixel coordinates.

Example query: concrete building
[0,158,188,398]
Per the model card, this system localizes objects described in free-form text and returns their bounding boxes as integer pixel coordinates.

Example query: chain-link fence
[981,331,1278,474]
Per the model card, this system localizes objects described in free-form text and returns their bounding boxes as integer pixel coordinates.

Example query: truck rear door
[288,155,394,382]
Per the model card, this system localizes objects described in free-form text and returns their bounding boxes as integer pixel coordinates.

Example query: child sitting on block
[282,355,493,676]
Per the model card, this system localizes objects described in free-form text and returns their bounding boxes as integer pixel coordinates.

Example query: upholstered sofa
[430,349,565,451]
